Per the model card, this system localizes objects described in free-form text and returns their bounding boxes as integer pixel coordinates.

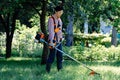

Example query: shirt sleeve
[48,17,55,42]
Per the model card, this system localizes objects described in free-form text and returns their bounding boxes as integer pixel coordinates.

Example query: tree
[40,0,48,65]
[0,0,40,58]
[102,0,120,46]
[17,0,47,64]
[111,27,117,46]
[0,1,20,58]
[64,0,74,46]
[63,0,81,46]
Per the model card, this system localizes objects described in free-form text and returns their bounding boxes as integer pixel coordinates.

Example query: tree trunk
[40,0,48,65]
[84,18,88,34]
[41,37,49,65]
[65,15,74,46]
[0,9,19,58]
[111,27,117,47]
[5,33,12,58]
[29,0,48,65]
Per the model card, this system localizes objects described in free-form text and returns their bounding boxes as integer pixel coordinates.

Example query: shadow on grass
[0,58,41,66]
[0,58,46,80]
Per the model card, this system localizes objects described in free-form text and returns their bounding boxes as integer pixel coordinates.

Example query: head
[54,6,63,18]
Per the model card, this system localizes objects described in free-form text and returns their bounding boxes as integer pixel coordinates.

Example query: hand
[49,42,55,49]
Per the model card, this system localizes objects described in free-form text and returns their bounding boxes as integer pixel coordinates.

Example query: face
[56,10,63,18]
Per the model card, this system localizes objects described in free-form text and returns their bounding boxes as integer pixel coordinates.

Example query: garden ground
[0,57,120,80]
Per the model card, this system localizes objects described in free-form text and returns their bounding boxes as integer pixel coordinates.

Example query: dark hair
[54,6,63,12]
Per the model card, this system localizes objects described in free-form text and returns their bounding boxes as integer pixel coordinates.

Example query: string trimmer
[35,32,101,76]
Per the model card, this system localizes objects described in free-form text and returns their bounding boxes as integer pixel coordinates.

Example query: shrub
[73,33,105,46]
[63,45,120,61]
[12,25,43,57]
[100,36,111,47]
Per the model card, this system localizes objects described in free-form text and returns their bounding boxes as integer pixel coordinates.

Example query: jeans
[46,43,63,72]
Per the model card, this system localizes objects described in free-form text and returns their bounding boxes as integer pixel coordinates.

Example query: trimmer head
[89,70,100,76]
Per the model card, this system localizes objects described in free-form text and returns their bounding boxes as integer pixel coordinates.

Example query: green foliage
[73,33,105,46]
[100,36,111,47]
[0,0,120,60]
[0,0,21,15]
[0,33,6,56]
[62,0,120,33]
[12,25,43,57]
[63,44,120,61]
[1,24,119,61]
[1,21,120,61]
[29,14,40,27]
[0,0,120,33]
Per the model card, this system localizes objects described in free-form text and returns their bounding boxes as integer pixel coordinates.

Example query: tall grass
[0,57,120,80]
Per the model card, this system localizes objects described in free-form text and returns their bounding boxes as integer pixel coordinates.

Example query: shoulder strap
[50,16,58,42]
[51,16,60,28]
[51,16,56,29]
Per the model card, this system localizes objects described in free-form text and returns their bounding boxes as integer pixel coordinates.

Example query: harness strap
[51,16,59,43]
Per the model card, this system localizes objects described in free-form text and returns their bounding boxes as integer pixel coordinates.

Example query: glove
[54,28,61,33]
[49,42,55,49]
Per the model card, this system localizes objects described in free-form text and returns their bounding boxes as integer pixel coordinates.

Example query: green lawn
[0,57,120,80]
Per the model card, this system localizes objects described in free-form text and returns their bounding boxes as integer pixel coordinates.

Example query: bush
[100,36,111,47]
[63,45,120,61]
[1,22,120,60]
[12,25,43,57]
[73,33,105,46]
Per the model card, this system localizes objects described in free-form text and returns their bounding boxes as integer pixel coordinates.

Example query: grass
[0,57,120,80]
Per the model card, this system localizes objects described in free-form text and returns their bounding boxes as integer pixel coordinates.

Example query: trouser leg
[46,49,56,73]
[56,44,63,71]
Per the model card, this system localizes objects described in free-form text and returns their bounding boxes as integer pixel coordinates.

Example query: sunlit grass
[0,57,120,80]
[91,66,120,75]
